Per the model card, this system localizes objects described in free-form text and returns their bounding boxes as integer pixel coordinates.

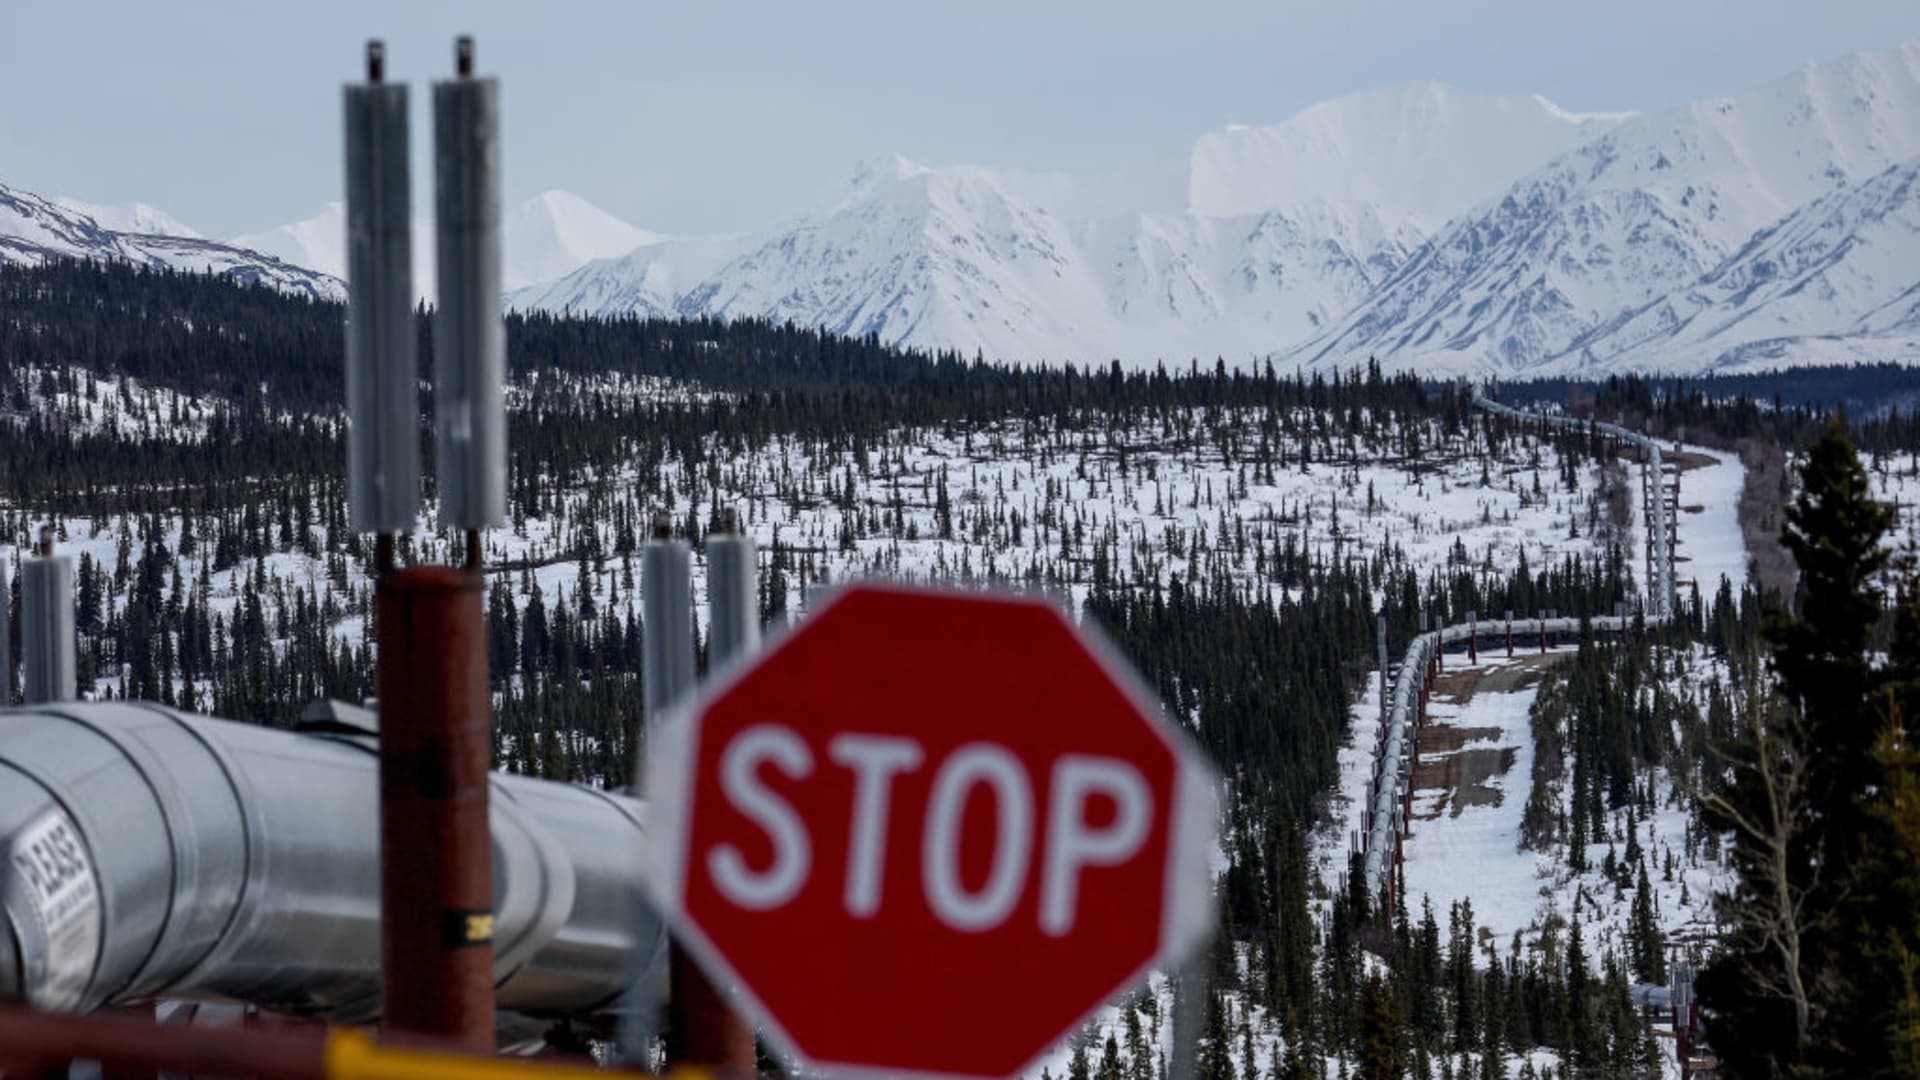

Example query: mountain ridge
[1,182,341,301]
[9,43,1920,375]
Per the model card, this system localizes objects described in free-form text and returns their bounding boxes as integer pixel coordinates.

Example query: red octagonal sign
[647,583,1219,1080]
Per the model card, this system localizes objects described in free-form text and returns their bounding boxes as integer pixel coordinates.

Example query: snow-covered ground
[32,404,1618,706]
[3,366,222,442]
[1398,649,1729,961]
[1401,651,1558,953]
[1670,447,1747,600]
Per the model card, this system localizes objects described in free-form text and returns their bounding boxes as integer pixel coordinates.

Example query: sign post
[646,583,1219,1080]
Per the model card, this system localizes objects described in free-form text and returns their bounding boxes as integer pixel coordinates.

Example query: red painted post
[667,957,756,1078]
[377,565,496,1051]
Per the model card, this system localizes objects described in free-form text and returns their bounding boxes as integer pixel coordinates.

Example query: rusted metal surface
[666,954,756,1077]
[0,1002,684,1080]
[0,1002,328,1080]
[377,565,495,1050]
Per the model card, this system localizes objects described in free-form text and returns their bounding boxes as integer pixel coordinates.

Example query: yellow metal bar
[325,1028,708,1080]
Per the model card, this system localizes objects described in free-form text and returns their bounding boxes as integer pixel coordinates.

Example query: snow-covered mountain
[52,197,202,239]
[1187,81,1629,225]
[12,42,1920,374]
[520,152,1429,363]
[510,232,754,319]
[502,191,659,292]
[232,190,655,301]
[515,82,1630,364]
[520,45,1920,374]
[1297,41,1920,375]
[1,182,340,301]
[499,81,1643,366]
[1563,155,1920,373]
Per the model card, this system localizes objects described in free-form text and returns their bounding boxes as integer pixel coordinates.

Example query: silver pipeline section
[0,702,666,1033]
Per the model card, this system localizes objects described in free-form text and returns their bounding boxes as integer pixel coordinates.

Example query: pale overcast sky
[2,1,1915,239]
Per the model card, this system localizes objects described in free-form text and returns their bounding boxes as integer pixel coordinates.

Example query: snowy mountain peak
[230,191,658,299]
[848,155,934,192]
[52,197,202,239]
[503,190,659,292]
[1296,39,1920,376]
[1188,80,1631,223]
[1,180,340,301]
[16,42,1920,376]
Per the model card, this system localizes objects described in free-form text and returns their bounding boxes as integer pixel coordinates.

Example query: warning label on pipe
[7,808,101,1010]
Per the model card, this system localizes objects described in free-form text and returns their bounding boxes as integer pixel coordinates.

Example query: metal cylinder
[674,532,759,1075]
[1374,615,1387,720]
[641,541,695,725]
[432,66,506,531]
[21,554,75,705]
[376,566,494,1049]
[639,536,751,1072]
[344,70,420,534]
[706,535,758,666]
[0,701,665,1025]
[0,559,11,707]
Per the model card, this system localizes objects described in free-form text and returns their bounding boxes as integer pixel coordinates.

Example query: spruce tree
[1356,975,1406,1080]
[1701,420,1895,1077]
[1770,420,1893,870]
[1851,583,1920,1078]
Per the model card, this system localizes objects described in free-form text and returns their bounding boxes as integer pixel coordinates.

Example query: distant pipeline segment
[1359,389,1680,901]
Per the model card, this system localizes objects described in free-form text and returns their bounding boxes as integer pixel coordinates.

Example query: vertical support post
[1169,949,1207,1080]
[642,522,755,1076]
[707,524,759,666]
[21,528,75,705]
[1375,614,1387,721]
[0,554,12,707]
[376,565,493,1050]
[642,526,694,729]
[1505,608,1514,658]
[1467,610,1477,664]
[1539,611,1547,654]
[663,523,759,1077]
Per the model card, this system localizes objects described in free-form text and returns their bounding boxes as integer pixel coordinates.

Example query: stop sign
[646,583,1219,1080]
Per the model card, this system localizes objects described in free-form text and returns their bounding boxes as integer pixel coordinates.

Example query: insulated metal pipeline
[1359,615,1635,895]
[0,702,665,1032]
[1472,391,1676,619]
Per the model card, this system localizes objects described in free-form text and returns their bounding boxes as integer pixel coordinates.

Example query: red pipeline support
[377,565,496,1051]
[667,957,756,1078]
[0,1004,326,1080]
